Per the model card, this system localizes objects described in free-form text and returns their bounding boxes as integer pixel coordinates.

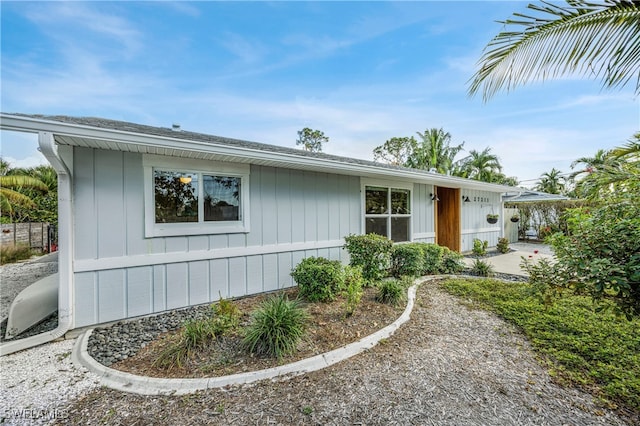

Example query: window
[144,155,249,237]
[364,184,411,242]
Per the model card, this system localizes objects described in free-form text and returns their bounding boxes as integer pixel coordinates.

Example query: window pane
[365,186,388,214]
[391,217,410,242]
[154,171,198,223]
[365,217,388,237]
[204,175,241,221]
[391,189,410,214]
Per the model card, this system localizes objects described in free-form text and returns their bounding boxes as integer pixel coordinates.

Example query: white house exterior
[0,113,514,352]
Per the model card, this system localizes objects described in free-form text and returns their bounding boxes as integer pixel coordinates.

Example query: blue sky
[1,1,638,186]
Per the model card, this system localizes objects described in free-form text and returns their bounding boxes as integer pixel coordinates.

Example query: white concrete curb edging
[72,281,422,396]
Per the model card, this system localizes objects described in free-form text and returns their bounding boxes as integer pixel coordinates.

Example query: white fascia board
[0,114,516,193]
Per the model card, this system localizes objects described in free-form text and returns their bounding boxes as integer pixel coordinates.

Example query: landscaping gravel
[0,338,101,425]
[87,305,215,367]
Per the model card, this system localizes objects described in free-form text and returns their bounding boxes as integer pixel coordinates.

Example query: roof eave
[0,113,516,193]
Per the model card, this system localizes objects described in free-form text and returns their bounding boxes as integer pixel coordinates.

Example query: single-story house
[0,113,516,354]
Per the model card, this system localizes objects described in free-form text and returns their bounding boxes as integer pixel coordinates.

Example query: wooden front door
[435,186,461,252]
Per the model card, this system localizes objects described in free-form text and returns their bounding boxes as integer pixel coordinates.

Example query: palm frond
[0,175,48,192]
[469,0,640,101]
[0,188,37,209]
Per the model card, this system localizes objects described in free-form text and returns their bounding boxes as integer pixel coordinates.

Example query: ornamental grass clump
[375,277,410,306]
[154,299,241,370]
[471,259,495,277]
[243,293,308,359]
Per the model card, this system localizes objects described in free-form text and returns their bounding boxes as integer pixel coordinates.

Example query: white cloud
[2,155,49,169]
[24,2,142,54]
[218,32,269,64]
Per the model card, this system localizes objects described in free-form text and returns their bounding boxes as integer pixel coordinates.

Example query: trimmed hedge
[290,256,344,302]
[343,234,392,283]
[391,243,425,278]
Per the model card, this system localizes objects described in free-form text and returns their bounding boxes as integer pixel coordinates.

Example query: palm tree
[575,133,640,199]
[469,0,640,101]
[406,128,465,174]
[0,159,49,220]
[534,168,567,194]
[454,147,503,182]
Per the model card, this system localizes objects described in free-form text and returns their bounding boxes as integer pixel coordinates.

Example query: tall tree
[296,128,329,153]
[534,167,567,194]
[406,128,465,174]
[454,147,504,182]
[469,0,640,101]
[373,136,417,166]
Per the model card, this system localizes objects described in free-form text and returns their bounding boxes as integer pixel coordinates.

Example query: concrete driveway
[463,242,554,276]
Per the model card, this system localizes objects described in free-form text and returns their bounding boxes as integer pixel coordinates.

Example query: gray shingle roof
[8,113,416,172]
[3,113,518,192]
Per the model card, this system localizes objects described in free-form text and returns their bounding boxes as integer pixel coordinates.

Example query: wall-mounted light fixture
[430,193,440,202]
[462,195,470,202]
[179,176,192,184]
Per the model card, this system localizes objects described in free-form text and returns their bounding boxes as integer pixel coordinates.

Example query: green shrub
[291,257,344,302]
[496,237,510,254]
[419,243,444,274]
[342,265,364,316]
[471,259,495,277]
[526,201,640,319]
[390,243,424,278]
[439,247,465,274]
[343,234,393,283]
[375,278,408,306]
[243,293,308,358]
[212,296,242,319]
[472,238,488,256]
[1,244,35,264]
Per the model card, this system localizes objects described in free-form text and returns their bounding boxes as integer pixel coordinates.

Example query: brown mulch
[57,279,632,426]
[111,286,403,379]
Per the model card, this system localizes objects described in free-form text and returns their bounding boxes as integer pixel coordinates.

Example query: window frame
[143,155,250,238]
[361,180,413,242]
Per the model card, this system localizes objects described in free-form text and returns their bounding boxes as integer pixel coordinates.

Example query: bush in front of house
[343,233,393,283]
[291,256,345,302]
[342,265,364,316]
[243,293,308,359]
[419,243,444,274]
[472,238,488,256]
[390,243,425,278]
[439,247,465,274]
[496,237,510,254]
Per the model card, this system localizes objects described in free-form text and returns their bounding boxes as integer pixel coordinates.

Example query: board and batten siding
[412,183,436,243]
[459,188,502,252]
[71,147,361,327]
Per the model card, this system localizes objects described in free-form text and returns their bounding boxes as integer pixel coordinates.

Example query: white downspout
[0,132,74,356]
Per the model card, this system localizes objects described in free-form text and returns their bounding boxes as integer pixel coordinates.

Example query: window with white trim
[364,184,411,242]
[144,155,249,237]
